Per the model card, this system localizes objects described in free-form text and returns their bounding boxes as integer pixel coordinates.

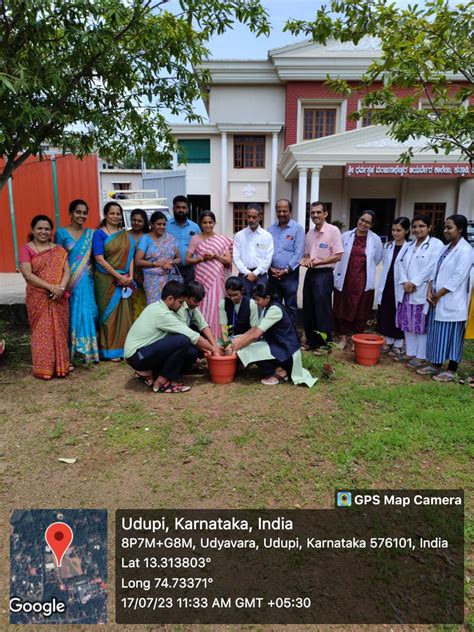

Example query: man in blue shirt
[166,195,201,285]
[268,199,305,324]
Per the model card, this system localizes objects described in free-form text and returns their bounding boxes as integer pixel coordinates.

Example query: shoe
[432,371,456,383]
[407,358,425,368]
[153,380,191,393]
[416,365,439,376]
[261,373,289,386]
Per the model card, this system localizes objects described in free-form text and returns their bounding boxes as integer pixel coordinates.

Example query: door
[349,199,396,241]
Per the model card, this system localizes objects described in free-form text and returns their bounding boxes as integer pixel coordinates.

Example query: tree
[0,0,269,190]
[119,151,171,170]
[285,0,474,162]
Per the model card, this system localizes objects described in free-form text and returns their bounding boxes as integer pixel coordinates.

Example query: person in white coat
[395,213,444,367]
[416,215,473,382]
[377,217,411,357]
[333,210,383,349]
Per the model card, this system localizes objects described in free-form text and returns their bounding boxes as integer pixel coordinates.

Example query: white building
[171,39,473,239]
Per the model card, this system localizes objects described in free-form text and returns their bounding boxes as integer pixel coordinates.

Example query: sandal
[381,345,392,354]
[261,373,289,386]
[134,372,154,387]
[153,379,191,393]
[407,358,425,368]
[459,376,474,387]
[416,365,439,376]
[432,371,456,383]
[387,347,403,357]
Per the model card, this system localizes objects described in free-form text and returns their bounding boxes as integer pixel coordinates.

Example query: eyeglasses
[358,218,373,226]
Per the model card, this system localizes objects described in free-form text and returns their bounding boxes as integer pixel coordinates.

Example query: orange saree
[23,246,70,379]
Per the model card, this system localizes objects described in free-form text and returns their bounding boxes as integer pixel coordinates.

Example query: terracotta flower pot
[352,334,385,367]
[207,353,238,384]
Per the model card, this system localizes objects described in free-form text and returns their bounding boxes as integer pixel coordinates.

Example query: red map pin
[45,522,74,567]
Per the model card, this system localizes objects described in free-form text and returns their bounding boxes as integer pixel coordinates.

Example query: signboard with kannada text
[345,163,474,178]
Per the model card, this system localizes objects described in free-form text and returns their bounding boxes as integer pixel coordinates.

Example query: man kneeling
[177,281,220,372]
[124,281,221,393]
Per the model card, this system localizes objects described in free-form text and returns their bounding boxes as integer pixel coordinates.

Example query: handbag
[167,263,184,285]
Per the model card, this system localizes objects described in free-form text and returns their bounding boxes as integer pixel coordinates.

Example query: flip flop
[261,373,289,386]
[432,371,456,383]
[416,365,439,376]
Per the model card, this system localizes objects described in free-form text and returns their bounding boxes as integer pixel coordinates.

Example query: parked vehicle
[102,190,171,228]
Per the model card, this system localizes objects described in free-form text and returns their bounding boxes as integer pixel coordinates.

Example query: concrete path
[0,273,26,305]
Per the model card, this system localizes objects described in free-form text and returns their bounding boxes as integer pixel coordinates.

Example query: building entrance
[188,195,211,224]
[350,198,396,242]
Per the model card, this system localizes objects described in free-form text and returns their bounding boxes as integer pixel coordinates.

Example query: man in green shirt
[124,281,220,393]
[176,281,220,372]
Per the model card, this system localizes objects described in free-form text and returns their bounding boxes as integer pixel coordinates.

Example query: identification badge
[319,243,329,249]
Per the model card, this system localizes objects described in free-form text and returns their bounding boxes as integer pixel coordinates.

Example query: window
[414,202,446,239]
[177,139,210,164]
[303,109,336,140]
[361,109,379,127]
[233,203,265,233]
[113,182,131,190]
[234,136,265,169]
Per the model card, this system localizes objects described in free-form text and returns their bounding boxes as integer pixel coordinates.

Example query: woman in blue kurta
[230,281,316,387]
[55,199,99,364]
[92,202,136,360]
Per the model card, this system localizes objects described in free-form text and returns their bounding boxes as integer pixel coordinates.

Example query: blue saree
[55,227,99,363]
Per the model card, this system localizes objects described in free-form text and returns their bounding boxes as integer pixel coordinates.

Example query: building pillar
[457,178,474,217]
[270,132,278,220]
[297,168,308,228]
[220,132,228,234]
[310,166,322,205]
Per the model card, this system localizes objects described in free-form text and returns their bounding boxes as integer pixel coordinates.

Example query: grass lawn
[0,318,472,630]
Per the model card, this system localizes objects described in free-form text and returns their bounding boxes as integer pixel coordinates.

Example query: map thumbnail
[10,509,107,624]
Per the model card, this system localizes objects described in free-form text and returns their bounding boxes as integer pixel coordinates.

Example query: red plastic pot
[207,353,238,384]
[352,334,385,367]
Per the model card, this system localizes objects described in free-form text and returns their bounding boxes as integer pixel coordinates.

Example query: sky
[165,0,416,123]
[166,0,326,122]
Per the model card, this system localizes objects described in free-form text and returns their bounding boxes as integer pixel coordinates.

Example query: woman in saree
[128,208,149,320]
[185,211,232,339]
[135,211,180,304]
[55,199,99,364]
[92,201,135,361]
[19,215,71,380]
[230,281,316,387]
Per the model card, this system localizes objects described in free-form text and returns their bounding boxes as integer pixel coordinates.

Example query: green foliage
[0,0,270,188]
[285,0,474,162]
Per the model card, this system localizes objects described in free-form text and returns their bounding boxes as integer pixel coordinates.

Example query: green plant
[332,220,345,232]
[218,325,234,351]
[315,331,339,379]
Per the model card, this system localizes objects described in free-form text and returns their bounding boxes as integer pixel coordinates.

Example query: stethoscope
[399,236,432,263]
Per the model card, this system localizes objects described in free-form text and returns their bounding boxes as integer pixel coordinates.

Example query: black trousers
[303,268,334,348]
[178,265,195,286]
[257,357,293,377]
[268,270,299,324]
[126,334,192,380]
[238,272,268,298]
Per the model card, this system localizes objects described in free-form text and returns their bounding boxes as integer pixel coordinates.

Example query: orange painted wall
[0,154,100,271]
